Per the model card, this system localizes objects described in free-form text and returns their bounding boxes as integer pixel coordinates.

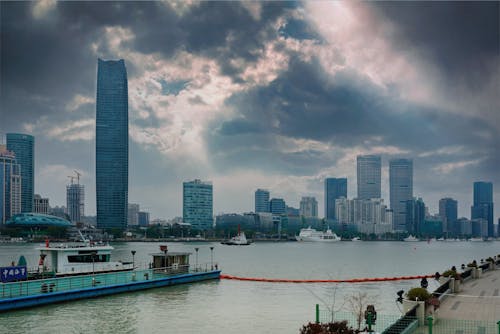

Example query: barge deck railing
[1,263,214,300]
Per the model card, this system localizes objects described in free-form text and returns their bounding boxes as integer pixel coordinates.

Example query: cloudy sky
[1,1,498,220]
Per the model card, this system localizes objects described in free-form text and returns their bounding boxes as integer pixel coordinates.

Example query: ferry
[295,227,341,242]
[0,243,221,312]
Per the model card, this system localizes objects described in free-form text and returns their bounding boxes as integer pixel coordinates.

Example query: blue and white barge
[0,244,220,312]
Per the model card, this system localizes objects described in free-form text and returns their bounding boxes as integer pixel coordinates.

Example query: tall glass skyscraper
[255,189,270,213]
[357,155,381,200]
[471,181,494,237]
[0,149,21,224]
[6,133,34,213]
[389,159,413,231]
[324,178,347,220]
[96,59,128,229]
[183,179,213,230]
[439,198,457,234]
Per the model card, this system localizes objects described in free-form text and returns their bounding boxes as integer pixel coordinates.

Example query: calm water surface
[0,241,498,333]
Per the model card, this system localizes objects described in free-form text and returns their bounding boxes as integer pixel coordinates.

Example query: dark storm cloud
[1,1,498,217]
[209,55,499,177]
[369,2,499,86]
[0,1,295,131]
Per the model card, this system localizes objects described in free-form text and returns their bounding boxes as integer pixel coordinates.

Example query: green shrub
[406,287,431,302]
[300,321,356,334]
[442,269,456,277]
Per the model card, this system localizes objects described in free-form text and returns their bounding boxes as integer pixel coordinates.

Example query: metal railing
[432,278,450,299]
[425,317,500,334]
[1,263,215,300]
[315,307,408,333]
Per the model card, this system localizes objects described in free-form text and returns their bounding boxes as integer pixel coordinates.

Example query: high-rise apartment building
[439,198,458,234]
[0,149,21,224]
[389,159,413,231]
[300,196,318,217]
[255,189,270,213]
[96,59,128,229]
[471,181,494,237]
[33,194,49,215]
[335,197,392,235]
[183,179,213,230]
[270,198,286,215]
[128,203,140,226]
[357,155,381,200]
[324,178,347,220]
[6,133,34,213]
[138,211,150,227]
[67,183,85,223]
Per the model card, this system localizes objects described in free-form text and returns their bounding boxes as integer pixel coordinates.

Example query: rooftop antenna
[67,175,75,185]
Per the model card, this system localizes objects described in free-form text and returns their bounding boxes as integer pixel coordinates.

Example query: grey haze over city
[0,1,498,219]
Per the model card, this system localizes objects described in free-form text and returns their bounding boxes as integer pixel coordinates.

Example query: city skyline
[0,2,498,220]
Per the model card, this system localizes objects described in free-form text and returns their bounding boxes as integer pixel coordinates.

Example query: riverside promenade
[413,261,500,334]
[437,268,500,321]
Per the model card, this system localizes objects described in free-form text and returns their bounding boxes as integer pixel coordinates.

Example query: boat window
[68,255,109,263]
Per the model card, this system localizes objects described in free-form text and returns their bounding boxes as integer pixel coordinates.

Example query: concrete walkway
[413,268,500,334]
[438,269,500,321]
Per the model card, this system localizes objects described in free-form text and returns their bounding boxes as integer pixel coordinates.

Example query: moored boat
[221,226,252,245]
[0,244,221,312]
[403,235,419,242]
[469,237,484,242]
[35,239,134,278]
[295,227,341,242]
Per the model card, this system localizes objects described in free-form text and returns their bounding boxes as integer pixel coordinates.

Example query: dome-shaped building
[6,213,73,227]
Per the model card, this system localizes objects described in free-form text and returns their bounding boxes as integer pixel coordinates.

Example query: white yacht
[403,235,419,242]
[295,227,341,242]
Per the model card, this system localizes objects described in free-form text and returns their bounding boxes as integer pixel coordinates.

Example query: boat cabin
[150,252,191,273]
[38,243,133,276]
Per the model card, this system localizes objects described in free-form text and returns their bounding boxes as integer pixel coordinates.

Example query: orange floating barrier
[220,274,434,283]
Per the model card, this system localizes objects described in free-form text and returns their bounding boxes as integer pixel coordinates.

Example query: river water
[0,241,498,333]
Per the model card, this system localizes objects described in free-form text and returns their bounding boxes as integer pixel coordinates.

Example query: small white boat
[437,237,445,241]
[403,235,419,242]
[221,226,252,245]
[444,238,460,242]
[469,237,484,242]
[295,227,341,242]
[351,237,361,242]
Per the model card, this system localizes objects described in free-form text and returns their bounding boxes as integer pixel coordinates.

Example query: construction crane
[74,170,82,184]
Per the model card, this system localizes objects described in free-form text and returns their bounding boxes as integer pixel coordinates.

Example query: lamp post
[91,251,97,286]
[131,250,136,269]
[195,247,199,272]
[210,246,214,270]
[160,245,168,271]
